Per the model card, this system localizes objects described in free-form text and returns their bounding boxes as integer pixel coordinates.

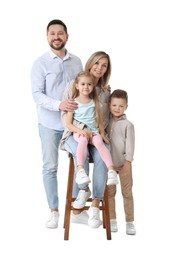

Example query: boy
[107,89,136,235]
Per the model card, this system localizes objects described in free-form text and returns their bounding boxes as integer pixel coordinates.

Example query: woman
[61,51,111,228]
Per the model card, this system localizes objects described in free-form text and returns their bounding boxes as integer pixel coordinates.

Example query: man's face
[47,24,68,51]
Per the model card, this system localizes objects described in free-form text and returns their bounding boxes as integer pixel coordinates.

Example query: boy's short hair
[110,89,128,103]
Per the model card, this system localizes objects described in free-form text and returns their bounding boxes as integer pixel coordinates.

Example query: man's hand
[59,98,78,111]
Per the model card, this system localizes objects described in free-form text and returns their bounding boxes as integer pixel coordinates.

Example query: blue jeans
[64,135,108,200]
[38,124,63,209]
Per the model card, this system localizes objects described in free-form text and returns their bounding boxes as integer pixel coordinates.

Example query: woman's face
[90,57,108,79]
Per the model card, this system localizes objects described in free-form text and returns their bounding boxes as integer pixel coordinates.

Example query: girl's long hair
[72,71,103,132]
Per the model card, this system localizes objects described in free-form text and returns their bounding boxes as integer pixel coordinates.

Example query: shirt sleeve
[31,60,60,111]
[124,123,135,162]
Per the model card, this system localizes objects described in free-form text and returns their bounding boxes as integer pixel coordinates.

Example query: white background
[0,0,173,259]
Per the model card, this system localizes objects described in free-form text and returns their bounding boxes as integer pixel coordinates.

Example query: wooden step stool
[63,153,111,240]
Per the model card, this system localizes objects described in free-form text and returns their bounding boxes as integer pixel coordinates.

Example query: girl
[65,71,118,186]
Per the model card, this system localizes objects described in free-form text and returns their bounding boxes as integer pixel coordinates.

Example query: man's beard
[50,41,66,51]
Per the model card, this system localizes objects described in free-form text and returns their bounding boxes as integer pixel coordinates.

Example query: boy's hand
[102,134,110,144]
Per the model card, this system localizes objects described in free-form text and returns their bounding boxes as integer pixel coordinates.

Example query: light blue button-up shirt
[31,50,83,130]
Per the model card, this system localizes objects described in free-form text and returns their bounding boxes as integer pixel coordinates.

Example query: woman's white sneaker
[73,189,91,209]
[71,211,89,225]
[88,207,102,228]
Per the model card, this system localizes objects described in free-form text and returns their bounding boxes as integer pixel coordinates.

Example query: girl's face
[75,76,94,96]
[90,57,108,79]
[109,97,128,118]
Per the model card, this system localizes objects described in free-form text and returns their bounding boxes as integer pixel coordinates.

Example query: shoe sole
[46,224,58,229]
[126,231,136,235]
[111,229,118,232]
[107,181,119,185]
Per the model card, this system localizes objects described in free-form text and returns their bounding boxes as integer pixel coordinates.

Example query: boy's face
[109,97,128,118]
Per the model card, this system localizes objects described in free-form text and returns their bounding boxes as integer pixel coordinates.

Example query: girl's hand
[77,128,92,140]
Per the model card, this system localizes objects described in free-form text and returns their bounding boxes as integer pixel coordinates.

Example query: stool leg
[64,155,74,240]
[102,200,106,228]
[103,185,112,240]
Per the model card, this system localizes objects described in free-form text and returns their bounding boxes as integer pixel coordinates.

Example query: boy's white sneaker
[110,219,118,232]
[88,207,102,228]
[126,222,136,235]
[107,170,119,185]
[75,169,91,185]
[73,189,91,209]
[46,211,59,229]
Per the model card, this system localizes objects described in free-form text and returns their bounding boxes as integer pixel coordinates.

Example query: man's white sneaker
[73,189,91,209]
[46,211,59,229]
[126,222,136,235]
[75,169,91,185]
[110,219,118,232]
[71,210,89,225]
[107,170,119,185]
[88,207,102,228]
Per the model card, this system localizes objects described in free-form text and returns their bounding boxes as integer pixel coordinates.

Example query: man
[31,19,83,228]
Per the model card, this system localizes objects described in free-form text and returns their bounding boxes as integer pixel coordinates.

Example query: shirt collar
[112,114,127,121]
[49,49,70,60]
